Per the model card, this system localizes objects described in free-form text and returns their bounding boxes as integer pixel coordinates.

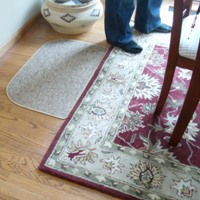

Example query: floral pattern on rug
[114,45,200,168]
[40,44,200,200]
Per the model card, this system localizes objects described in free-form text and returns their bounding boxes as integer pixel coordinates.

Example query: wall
[0,0,43,48]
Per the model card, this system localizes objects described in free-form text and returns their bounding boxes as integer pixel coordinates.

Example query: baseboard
[0,12,42,58]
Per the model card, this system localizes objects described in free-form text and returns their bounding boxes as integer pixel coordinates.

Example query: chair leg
[168,68,200,146]
[154,65,176,116]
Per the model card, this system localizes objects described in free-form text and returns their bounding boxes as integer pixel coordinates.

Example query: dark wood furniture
[154,0,200,146]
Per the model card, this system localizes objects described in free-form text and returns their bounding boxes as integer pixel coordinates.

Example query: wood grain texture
[0,1,118,199]
[0,1,179,200]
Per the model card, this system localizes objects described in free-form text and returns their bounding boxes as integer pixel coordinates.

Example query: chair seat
[179,15,200,59]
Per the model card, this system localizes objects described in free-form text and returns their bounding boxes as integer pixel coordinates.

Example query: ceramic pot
[41,0,103,34]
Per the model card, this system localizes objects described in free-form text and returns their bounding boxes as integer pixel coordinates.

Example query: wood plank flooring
[0,1,187,199]
[0,0,121,199]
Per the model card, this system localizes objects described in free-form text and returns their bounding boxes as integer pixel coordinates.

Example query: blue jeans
[104,0,162,47]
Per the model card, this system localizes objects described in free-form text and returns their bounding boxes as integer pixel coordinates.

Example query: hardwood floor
[0,1,182,199]
[0,0,120,198]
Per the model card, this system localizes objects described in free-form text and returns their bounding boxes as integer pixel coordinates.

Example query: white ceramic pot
[41,0,103,34]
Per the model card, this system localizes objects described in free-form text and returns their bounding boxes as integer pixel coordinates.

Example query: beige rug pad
[6,40,108,119]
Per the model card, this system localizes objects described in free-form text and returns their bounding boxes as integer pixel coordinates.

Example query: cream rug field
[6,40,109,119]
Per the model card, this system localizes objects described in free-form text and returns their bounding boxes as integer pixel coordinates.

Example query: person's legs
[134,0,171,33]
[105,0,134,45]
[104,0,143,54]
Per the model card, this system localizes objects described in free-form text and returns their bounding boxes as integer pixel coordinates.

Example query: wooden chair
[154,0,200,146]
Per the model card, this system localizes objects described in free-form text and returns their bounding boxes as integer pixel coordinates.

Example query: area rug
[39,43,200,200]
[6,40,109,119]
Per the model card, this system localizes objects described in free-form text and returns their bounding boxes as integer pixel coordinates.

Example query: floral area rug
[39,42,200,200]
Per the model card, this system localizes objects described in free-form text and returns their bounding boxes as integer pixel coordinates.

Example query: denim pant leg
[104,0,135,47]
[134,0,162,33]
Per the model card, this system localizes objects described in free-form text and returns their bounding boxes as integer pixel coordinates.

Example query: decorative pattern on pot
[41,0,103,34]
